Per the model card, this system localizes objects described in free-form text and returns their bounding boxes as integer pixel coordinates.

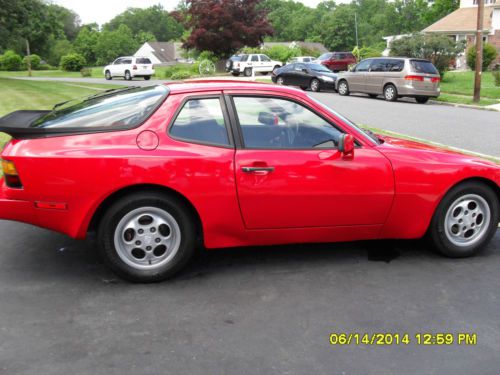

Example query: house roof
[423,5,495,33]
[147,42,176,63]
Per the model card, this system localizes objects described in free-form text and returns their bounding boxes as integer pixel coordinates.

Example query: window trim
[226,94,359,151]
[167,94,235,149]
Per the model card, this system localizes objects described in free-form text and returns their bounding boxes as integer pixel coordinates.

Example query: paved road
[0,220,498,374]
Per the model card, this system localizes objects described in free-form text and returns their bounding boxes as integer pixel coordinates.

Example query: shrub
[170,71,193,80]
[493,65,500,86]
[22,54,41,70]
[0,50,22,71]
[60,53,87,71]
[163,63,198,79]
[37,63,55,71]
[80,67,92,77]
[466,43,498,71]
[197,50,218,63]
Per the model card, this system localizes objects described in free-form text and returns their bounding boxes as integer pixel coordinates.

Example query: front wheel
[244,67,252,77]
[337,80,349,96]
[97,192,197,282]
[125,70,132,81]
[310,78,320,92]
[383,84,398,101]
[105,70,112,80]
[429,182,499,258]
[276,76,285,85]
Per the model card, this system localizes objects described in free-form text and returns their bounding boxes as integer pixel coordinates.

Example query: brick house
[423,0,500,69]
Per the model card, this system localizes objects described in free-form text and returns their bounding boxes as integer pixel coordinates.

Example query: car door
[348,59,372,92]
[365,59,387,94]
[291,63,310,86]
[249,55,259,71]
[110,58,122,76]
[259,55,272,71]
[228,93,394,229]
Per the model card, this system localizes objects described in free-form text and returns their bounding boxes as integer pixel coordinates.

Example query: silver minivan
[335,57,440,103]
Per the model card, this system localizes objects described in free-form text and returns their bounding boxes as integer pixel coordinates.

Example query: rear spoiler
[0,110,51,139]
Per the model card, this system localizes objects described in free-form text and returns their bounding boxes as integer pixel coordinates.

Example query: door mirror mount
[338,134,355,156]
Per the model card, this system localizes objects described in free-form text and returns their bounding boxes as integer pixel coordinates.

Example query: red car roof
[163,80,306,96]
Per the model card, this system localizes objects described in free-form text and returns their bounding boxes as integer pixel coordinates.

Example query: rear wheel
[144,75,151,80]
[429,182,499,258]
[97,192,197,282]
[337,80,349,96]
[231,72,240,77]
[105,70,112,80]
[125,70,132,81]
[383,84,398,101]
[416,96,429,104]
[310,78,320,92]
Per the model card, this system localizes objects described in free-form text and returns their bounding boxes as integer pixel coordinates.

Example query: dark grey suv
[335,57,441,103]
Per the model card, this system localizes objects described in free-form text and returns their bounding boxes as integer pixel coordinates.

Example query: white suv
[104,56,155,81]
[231,54,282,77]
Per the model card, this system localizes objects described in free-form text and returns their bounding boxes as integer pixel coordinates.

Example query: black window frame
[224,94,358,151]
[167,94,235,149]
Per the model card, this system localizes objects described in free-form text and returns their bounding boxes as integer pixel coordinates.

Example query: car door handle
[241,166,275,173]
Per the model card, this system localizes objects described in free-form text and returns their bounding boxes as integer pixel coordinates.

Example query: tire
[310,78,320,92]
[429,181,499,258]
[276,76,285,85]
[105,70,112,80]
[125,70,132,81]
[368,94,378,98]
[260,72,268,75]
[97,192,197,282]
[416,96,429,104]
[383,84,398,101]
[144,75,151,80]
[337,80,349,96]
[244,67,252,77]
[231,72,240,77]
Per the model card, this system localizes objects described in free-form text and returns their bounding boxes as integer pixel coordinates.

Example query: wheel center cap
[143,235,153,245]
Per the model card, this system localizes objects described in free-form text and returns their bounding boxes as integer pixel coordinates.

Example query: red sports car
[0,82,498,282]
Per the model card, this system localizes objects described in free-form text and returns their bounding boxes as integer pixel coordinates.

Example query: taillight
[2,160,23,189]
[404,75,424,81]
[132,65,137,70]
[431,77,440,83]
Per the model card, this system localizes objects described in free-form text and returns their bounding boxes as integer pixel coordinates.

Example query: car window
[295,64,306,71]
[304,57,312,62]
[113,58,122,65]
[410,59,438,74]
[251,55,259,62]
[307,63,330,72]
[355,59,372,72]
[31,86,169,129]
[170,98,230,147]
[122,59,132,64]
[318,53,333,60]
[260,55,271,62]
[385,59,404,72]
[136,58,152,64]
[240,55,249,62]
[338,53,346,59]
[369,60,386,72]
[233,96,343,149]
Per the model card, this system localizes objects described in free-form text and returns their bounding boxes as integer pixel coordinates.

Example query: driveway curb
[429,99,499,112]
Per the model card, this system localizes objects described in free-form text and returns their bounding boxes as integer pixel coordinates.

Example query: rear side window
[122,59,132,64]
[169,98,230,147]
[260,55,271,62]
[240,55,249,62]
[410,60,438,74]
[370,60,386,72]
[136,58,152,64]
[31,86,168,129]
[385,59,404,72]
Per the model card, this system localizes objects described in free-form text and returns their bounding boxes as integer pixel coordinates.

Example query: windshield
[31,85,169,129]
[317,53,333,60]
[307,64,331,72]
[307,95,380,145]
[410,59,438,74]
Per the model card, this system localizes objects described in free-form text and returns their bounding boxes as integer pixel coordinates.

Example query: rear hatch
[408,59,440,90]
[135,57,154,73]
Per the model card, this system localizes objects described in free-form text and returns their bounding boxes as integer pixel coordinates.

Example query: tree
[183,0,274,58]
[47,39,73,66]
[390,33,463,76]
[423,0,459,25]
[95,24,139,65]
[47,4,81,41]
[317,5,357,51]
[73,24,100,65]
[104,5,183,42]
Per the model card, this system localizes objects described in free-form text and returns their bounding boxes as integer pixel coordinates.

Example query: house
[423,0,500,69]
[134,42,184,65]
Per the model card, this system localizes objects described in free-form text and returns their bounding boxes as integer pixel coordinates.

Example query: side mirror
[350,64,357,72]
[338,134,354,156]
[302,68,308,73]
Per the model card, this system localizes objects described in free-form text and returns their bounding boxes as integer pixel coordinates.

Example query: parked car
[1,82,499,282]
[316,52,357,72]
[272,63,337,92]
[225,54,242,72]
[335,57,441,103]
[287,56,316,64]
[230,54,282,76]
[103,56,155,81]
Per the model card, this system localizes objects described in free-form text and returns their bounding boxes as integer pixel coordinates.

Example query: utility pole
[473,0,484,102]
[354,12,359,49]
[25,39,32,77]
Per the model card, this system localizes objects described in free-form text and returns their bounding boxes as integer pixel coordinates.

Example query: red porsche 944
[0,82,498,282]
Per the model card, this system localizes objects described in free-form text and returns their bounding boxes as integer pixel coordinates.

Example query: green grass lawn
[0,67,105,79]
[0,77,123,151]
[440,71,500,101]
